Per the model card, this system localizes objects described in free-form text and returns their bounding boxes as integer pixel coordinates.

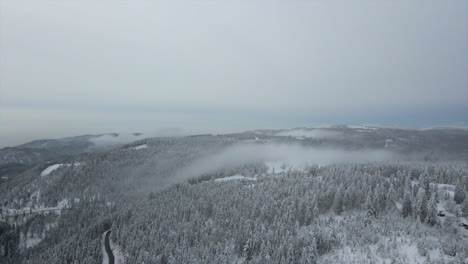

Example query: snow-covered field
[40,164,62,177]
[40,162,84,177]
[320,238,453,264]
[20,231,43,249]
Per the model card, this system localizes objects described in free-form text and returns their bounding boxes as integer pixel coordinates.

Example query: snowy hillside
[0,130,467,264]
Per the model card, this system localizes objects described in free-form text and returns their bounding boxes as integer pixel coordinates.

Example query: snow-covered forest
[2,0,467,262]
[1,128,468,263]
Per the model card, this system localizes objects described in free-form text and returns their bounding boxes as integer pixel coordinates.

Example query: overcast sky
[1,0,467,147]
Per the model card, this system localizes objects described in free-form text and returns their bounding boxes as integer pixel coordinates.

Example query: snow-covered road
[103,230,115,264]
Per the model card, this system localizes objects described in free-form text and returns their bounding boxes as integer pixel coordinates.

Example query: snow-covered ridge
[345,125,378,131]
[89,133,145,147]
[275,128,341,139]
[273,125,381,138]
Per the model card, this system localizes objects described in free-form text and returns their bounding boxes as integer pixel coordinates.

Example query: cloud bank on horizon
[1,0,467,146]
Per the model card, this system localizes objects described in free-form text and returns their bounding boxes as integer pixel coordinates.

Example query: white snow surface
[385,139,393,148]
[133,144,148,150]
[57,199,70,209]
[320,237,453,264]
[40,164,62,177]
[19,231,43,249]
[431,183,455,198]
[40,162,84,177]
[25,235,42,249]
[215,174,257,182]
[18,230,52,250]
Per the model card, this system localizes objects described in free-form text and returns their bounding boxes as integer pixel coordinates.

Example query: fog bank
[174,143,394,181]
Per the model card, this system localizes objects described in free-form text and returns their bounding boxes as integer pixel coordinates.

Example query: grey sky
[1,0,467,147]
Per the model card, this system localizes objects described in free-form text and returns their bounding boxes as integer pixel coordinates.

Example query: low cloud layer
[276,129,342,139]
[174,143,394,181]
[88,128,186,148]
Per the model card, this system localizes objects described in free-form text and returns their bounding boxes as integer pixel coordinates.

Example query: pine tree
[420,172,431,198]
[402,194,413,218]
[454,183,465,204]
[332,188,344,215]
[300,239,317,264]
[365,189,377,217]
[415,187,427,222]
[426,193,438,226]
[461,194,468,217]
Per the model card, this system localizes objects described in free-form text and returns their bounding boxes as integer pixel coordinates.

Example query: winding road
[104,230,115,264]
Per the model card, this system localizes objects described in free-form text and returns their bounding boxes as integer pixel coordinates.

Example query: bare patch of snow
[133,144,148,150]
[397,242,426,264]
[26,236,42,248]
[215,174,257,182]
[40,162,84,177]
[57,199,69,209]
[320,238,429,264]
[431,183,455,199]
[19,231,43,249]
[40,164,62,177]
[385,139,393,148]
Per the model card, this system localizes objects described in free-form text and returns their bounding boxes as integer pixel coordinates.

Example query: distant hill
[0,133,145,180]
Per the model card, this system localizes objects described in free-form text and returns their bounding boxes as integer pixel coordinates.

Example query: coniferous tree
[454,183,465,204]
[461,195,468,217]
[402,194,413,218]
[415,187,427,222]
[426,193,438,226]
